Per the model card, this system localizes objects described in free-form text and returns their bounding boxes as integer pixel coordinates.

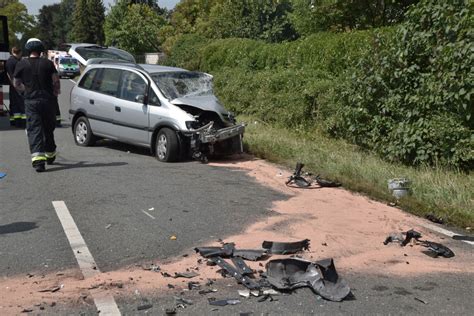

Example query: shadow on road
[0,222,38,235]
[46,161,128,172]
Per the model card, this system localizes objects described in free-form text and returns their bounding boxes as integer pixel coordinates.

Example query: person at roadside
[5,46,25,127]
[13,38,60,172]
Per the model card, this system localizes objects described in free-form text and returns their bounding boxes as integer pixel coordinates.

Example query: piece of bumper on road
[262,239,310,254]
[265,258,351,302]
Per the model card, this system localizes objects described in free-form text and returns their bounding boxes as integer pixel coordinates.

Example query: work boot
[33,161,45,173]
[46,156,56,165]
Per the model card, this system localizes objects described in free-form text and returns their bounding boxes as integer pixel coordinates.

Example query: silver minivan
[69,62,245,162]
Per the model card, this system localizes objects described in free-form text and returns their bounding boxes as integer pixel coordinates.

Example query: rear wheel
[74,116,96,146]
[155,128,179,162]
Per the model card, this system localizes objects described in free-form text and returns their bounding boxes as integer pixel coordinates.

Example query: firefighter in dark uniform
[5,46,25,127]
[13,38,60,172]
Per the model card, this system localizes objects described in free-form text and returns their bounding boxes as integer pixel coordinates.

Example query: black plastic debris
[420,241,455,258]
[452,235,474,242]
[174,271,200,279]
[165,307,177,315]
[137,303,153,311]
[195,243,236,258]
[174,296,194,306]
[210,257,261,290]
[384,229,455,258]
[286,163,341,188]
[265,258,350,302]
[401,229,422,246]
[231,257,254,275]
[262,239,310,254]
[199,288,217,294]
[314,176,341,188]
[233,249,268,261]
[208,298,241,306]
[188,281,201,290]
[425,213,444,224]
[286,163,311,188]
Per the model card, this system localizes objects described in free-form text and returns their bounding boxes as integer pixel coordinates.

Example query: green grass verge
[241,116,474,229]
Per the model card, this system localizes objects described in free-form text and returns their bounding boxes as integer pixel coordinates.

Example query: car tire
[74,116,96,146]
[155,128,179,162]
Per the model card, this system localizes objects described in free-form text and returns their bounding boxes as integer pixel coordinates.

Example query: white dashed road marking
[52,201,121,315]
[421,222,474,246]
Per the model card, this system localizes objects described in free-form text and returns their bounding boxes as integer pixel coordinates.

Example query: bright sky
[21,0,179,15]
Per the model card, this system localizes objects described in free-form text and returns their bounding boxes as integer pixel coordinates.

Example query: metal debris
[262,239,310,254]
[174,296,194,305]
[238,289,250,298]
[384,229,455,258]
[188,281,201,290]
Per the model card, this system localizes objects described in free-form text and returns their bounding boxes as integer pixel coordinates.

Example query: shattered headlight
[186,121,199,130]
[225,112,236,124]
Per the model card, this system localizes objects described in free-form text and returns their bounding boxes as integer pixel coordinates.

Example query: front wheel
[74,116,96,146]
[155,128,179,162]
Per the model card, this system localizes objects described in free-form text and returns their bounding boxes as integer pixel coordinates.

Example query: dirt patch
[1,155,472,314]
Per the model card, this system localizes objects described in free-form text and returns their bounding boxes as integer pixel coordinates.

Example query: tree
[55,0,76,45]
[334,0,473,169]
[290,0,419,36]
[0,0,35,47]
[37,4,61,49]
[205,0,296,42]
[72,0,105,44]
[105,0,166,54]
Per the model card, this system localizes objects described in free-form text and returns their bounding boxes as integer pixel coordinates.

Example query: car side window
[148,88,161,106]
[119,71,146,102]
[96,68,122,97]
[78,69,99,90]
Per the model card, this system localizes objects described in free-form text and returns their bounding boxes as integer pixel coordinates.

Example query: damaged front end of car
[171,96,245,161]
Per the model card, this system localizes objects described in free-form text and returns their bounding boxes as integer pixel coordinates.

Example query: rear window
[75,46,135,63]
[60,58,77,64]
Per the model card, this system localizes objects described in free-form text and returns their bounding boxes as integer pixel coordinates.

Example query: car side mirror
[135,94,145,104]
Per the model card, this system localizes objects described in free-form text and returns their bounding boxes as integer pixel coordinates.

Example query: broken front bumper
[197,123,246,144]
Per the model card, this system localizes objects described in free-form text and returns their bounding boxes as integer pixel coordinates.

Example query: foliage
[0,0,35,47]
[71,0,105,44]
[290,0,419,35]
[332,0,473,170]
[204,0,297,42]
[37,4,60,50]
[104,0,166,54]
[166,30,373,130]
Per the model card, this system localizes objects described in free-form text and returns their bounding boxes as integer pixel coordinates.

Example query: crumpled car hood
[170,95,229,115]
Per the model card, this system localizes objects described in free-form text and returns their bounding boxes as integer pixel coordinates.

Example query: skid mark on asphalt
[52,201,121,315]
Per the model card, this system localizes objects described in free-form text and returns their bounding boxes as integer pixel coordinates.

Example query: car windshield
[60,58,77,64]
[151,71,213,100]
[75,46,135,63]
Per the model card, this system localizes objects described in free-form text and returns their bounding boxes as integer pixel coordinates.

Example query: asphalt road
[0,79,473,315]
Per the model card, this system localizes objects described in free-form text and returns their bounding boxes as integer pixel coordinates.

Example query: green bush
[332,0,473,170]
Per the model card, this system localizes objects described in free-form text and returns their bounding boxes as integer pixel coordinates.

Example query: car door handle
[115,106,121,112]
[89,99,94,105]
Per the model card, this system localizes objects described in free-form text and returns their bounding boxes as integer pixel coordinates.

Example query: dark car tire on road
[155,128,179,162]
[74,116,96,147]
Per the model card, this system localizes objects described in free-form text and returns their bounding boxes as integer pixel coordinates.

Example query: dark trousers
[9,84,25,124]
[25,98,56,161]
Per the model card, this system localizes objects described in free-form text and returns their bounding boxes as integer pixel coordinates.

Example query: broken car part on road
[262,239,310,254]
[195,239,352,302]
[265,258,351,302]
[384,229,455,258]
[286,163,341,188]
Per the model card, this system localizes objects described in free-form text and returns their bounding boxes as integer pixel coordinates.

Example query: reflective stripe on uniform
[45,152,57,158]
[32,155,47,162]
[13,113,22,119]
[20,114,27,119]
